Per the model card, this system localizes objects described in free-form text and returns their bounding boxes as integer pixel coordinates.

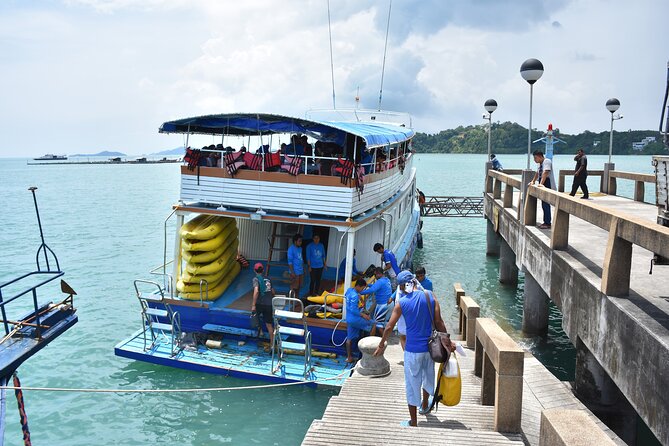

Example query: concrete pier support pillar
[498,239,518,286]
[602,163,615,194]
[486,219,500,257]
[521,267,549,336]
[574,338,638,444]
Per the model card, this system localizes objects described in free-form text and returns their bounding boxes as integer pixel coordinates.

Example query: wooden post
[486,174,494,194]
[551,198,570,250]
[503,184,513,208]
[481,353,496,406]
[474,336,483,377]
[558,170,566,192]
[601,217,633,296]
[523,189,537,226]
[608,176,617,196]
[493,178,502,199]
[634,180,645,202]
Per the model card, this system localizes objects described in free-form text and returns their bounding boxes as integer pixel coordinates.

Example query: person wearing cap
[490,153,503,171]
[287,234,305,301]
[251,263,275,346]
[373,243,400,289]
[345,278,376,363]
[374,270,452,427]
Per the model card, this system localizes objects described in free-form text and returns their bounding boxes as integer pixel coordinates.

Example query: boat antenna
[377,0,392,111]
[355,86,360,109]
[29,186,60,272]
[327,0,336,109]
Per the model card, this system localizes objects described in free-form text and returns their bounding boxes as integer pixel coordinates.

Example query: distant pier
[27,157,181,166]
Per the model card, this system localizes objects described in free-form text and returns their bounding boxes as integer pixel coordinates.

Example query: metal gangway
[420,196,484,217]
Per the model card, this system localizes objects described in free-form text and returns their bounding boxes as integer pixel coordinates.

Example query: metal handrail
[149,261,174,298]
[198,279,209,307]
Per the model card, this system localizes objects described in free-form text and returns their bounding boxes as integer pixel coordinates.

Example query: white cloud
[0,0,667,156]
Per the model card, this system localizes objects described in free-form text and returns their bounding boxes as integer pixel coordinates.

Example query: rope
[377,0,392,110]
[13,373,31,446]
[0,370,350,394]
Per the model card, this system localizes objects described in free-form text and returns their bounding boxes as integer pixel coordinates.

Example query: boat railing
[0,270,64,337]
[149,261,174,298]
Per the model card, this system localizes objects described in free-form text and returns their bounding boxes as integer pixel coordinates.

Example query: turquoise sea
[0,154,656,445]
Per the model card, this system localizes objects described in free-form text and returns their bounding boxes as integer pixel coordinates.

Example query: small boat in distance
[34,154,67,160]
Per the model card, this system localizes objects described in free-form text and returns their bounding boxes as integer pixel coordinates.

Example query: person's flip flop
[418,397,434,415]
[400,420,412,427]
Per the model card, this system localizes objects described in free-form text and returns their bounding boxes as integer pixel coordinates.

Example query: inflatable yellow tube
[184,242,238,276]
[181,221,236,252]
[180,262,229,285]
[179,262,241,300]
[307,292,344,305]
[180,215,235,240]
[182,229,239,263]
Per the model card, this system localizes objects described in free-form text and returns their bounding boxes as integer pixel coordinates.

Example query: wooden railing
[539,409,616,446]
[523,185,669,296]
[487,170,522,209]
[453,283,480,349]
[474,318,525,433]
[609,170,655,202]
[557,169,605,193]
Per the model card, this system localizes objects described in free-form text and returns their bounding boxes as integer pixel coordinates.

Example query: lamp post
[606,98,623,164]
[484,99,498,159]
[520,58,544,169]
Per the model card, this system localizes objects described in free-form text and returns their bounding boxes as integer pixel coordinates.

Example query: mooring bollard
[356,336,391,377]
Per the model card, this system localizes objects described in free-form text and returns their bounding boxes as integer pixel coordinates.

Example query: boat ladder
[265,222,303,276]
[134,279,182,357]
[271,296,312,378]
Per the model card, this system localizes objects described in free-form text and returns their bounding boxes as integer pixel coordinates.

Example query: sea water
[0,154,656,445]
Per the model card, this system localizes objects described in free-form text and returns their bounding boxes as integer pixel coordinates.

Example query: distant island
[151,147,185,156]
[70,150,127,157]
[413,122,667,155]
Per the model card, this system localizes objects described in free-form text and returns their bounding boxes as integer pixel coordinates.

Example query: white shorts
[397,315,406,335]
[403,351,435,407]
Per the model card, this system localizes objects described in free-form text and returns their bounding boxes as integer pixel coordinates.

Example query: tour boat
[114,110,422,386]
[33,154,67,160]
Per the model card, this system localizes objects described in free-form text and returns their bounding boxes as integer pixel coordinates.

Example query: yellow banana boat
[184,242,238,276]
[180,215,234,241]
[181,221,236,252]
[182,229,239,263]
[180,263,228,285]
[179,262,241,300]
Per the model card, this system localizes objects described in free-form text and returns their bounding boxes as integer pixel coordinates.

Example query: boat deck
[114,328,353,387]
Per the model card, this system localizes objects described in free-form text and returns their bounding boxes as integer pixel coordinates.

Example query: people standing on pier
[570,149,589,199]
[530,150,556,229]
[373,243,400,289]
[306,234,327,296]
[374,271,453,427]
[287,234,305,301]
[415,267,433,291]
[345,278,376,363]
[251,263,275,346]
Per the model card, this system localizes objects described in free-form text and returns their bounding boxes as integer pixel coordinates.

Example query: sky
[1,0,667,156]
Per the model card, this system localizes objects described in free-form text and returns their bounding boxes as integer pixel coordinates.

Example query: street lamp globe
[520,58,544,84]
[484,99,498,114]
[606,98,620,113]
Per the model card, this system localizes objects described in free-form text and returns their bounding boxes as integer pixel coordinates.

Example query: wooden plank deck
[302,336,526,445]
[303,335,624,445]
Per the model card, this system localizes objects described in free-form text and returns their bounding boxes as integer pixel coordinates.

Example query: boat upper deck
[163,112,417,219]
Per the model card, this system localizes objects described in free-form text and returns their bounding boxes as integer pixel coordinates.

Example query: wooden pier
[302,285,622,445]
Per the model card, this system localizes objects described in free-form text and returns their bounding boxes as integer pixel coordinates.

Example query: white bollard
[356,336,391,377]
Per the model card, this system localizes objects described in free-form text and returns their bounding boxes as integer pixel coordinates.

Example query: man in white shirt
[530,150,555,229]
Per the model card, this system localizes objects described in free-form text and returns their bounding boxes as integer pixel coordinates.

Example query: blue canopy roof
[159,113,414,148]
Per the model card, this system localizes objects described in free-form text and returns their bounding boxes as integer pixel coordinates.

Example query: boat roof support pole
[172,213,185,298]
[343,228,356,319]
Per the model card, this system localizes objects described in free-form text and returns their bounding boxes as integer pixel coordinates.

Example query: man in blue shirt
[338,249,361,281]
[306,234,327,297]
[373,243,400,289]
[415,267,433,291]
[287,234,304,301]
[345,278,375,363]
[360,267,393,323]
[374,271,453,427]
